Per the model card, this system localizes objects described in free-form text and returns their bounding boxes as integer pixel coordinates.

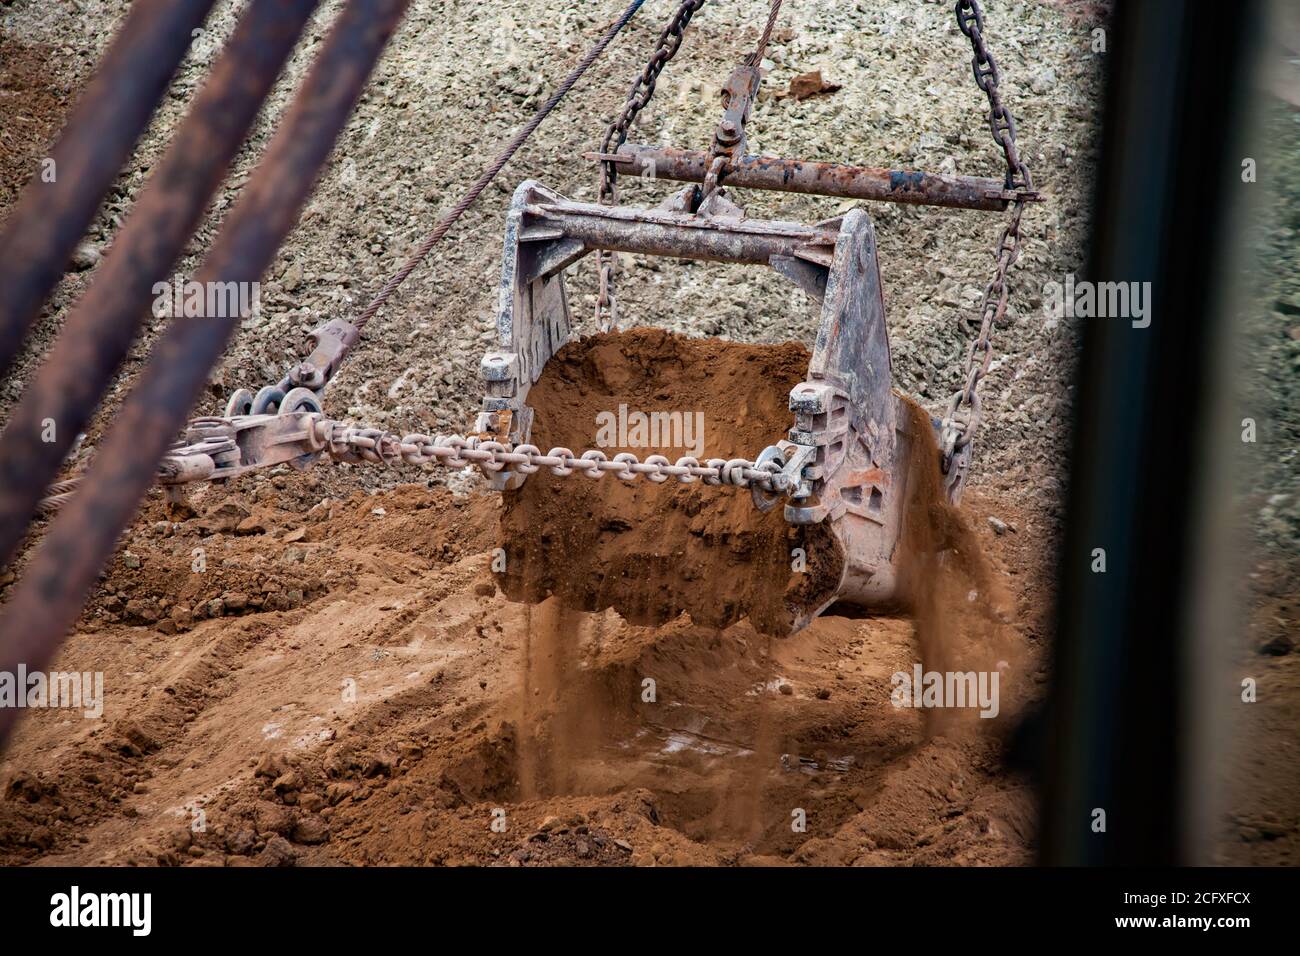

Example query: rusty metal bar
[0,0,217,380]
[528,199,838,265]
[0,0,412,751]
[590,142,1024,211]
[0,0,321,573]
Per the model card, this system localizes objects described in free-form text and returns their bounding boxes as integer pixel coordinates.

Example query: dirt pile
[0,460,1043,867]
[49,481,496,634]
[498,328,841,635]
[0,482,500,861]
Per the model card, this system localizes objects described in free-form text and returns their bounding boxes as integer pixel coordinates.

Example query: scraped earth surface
[0,472,1044,867]
[0,321,1048,866]
[0,0,1090,869]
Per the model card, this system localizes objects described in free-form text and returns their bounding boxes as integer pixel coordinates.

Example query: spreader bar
[588,142,1038,211]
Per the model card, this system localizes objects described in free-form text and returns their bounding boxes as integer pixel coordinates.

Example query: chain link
[955,0,1032,193]
[595,0,708,330]
[316,420,787,491]
[152,415,787,493]
[940,0,1034,473]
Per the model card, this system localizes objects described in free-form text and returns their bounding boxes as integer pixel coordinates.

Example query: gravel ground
[0,0,1106,523]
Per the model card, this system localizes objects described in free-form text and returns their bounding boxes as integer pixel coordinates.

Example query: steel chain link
[940,0,1034,473]
[595,0,708,330]
[304,419,788,491]
[955,0,1032,193]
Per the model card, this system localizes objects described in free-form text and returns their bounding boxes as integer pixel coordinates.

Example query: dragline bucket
[471,181,968,628]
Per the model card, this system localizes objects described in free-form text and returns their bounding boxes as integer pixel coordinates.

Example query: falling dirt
[499,328,842,636]
[895,396,1019,733]
[513,598,610,801]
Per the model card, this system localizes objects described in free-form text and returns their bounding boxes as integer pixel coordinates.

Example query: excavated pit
[498,328,843,636]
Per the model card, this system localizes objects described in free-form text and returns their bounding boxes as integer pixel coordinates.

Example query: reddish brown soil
[0,331,1047,868]
[499,328,840,635]
[0,36,71,208]
[1217,556,1300,865]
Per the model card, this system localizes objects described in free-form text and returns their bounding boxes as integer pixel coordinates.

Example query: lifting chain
[939,0,1035,474]
[595,0,708,330]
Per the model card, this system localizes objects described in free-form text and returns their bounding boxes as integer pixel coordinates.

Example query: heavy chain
[595,0,708,329]
[40,420,789,515]
[940,0,1034,473]
[321,422,788,490]
[955,0,1032,192]
[144,413,790,495]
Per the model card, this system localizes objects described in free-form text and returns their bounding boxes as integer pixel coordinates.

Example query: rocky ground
[1,0,1290,869]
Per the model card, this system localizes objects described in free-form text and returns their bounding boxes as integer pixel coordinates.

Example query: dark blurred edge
[1037,0,1264,864]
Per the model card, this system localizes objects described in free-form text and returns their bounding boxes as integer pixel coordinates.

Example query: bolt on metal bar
[590,142,1032,211]
[0,0,413,751]
[0,0,322,573]
[0,0,218,381]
